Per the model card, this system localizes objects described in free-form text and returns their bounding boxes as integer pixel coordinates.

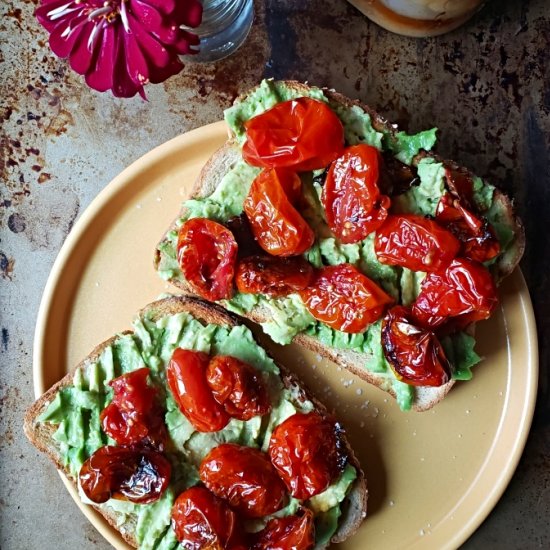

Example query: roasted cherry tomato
[445,165,475,207]
[253,508,315,550]
[225,213,263,259]
[79,445,171,504]
[242,97,344,172]
[200,443,287,518]
[236,255,314,297]
[268,412,345,500]
[171,486,242,550]
[381,306,451,387]
[299,264,393,333]
[375,214,460,272]
[100,368,167,449]
[167,349,230,432]
[206,355,271,420]
[379,151,419,195]
[177,218,238,301]
[412,258,498,328]
[243,169,314,257]
[322,145,390,243]
[435,193,500,263]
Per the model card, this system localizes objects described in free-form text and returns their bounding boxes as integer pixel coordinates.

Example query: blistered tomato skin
[268,412,346,500]
[236,255,314,297]
[79,446,171,504]
[244,168,314,257]
[242,97,344,172]
[322,145,390,244]
[167,349,230,433]
[171,486,241,550]
[435,193,500,263]
[100,368,167,449]
[177,218,238,301]
[412,258,498,328]
[253,508,315,550]
[206,355,271,420]
[375,214,461,272]
[200,443,288,518]
[299,264,393,333]
[382,306,451,387]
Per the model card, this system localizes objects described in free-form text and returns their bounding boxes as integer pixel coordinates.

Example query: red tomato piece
[100,368,167,449]
[171,486,242,550]
[268,412,345,500]
[242,97,344,172]
[236,255,314,297]
[381,306,451,387]
[435,193,500,263]
[299,264,393,333]
[253,508,315,550]
[167,349,230,433]
[243,169,314,256]
[445,165,475,207]
[206,355,271,421]
[79,446,171,504]
[322,145,390,243]
[412,258,499,328]
[375,214,460,272]
[177,218,238,301]
[200,443,287,518]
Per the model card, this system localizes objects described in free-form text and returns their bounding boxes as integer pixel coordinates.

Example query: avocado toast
[24,296,367,549]
[155,80,525,412]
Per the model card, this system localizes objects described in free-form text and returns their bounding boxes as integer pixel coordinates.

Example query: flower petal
[135,0,176,16]
[125,10,170,67]
[85,22,118,92]
[170,0,202,27]
[68,22,98,75]
[122,27,151,88]
[48,11,88,58]
[112,34,142,98]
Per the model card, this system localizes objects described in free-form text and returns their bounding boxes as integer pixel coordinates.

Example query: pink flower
[36,0,203,98]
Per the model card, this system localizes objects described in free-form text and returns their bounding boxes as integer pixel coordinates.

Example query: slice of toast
[24,295,367,548]
[154,81,525,412]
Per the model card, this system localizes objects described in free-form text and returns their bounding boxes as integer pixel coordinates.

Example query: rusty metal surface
[1,0,549,548]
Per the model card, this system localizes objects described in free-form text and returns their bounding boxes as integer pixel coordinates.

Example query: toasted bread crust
[25,296,367,548]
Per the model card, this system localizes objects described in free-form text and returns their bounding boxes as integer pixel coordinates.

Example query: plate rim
[32,120,539,550]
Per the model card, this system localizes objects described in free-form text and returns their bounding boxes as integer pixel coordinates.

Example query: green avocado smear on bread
[156,79,517,412]
[38,310,357,549]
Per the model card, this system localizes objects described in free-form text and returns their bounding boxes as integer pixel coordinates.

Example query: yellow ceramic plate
[34,121,538,549]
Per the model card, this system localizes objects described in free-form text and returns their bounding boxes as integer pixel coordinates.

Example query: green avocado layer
[39,310,357,549]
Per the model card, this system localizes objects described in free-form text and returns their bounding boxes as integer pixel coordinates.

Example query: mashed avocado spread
[156,79,514,412]
[39,310,356,549]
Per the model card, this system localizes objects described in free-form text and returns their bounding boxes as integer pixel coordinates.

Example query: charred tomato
[268,412,346,500]
[79,445,171,504]
[167,349,230,433]
[412,258,498,328]
[177,218,238,301]
[236,255,314,297]
[322,145,390,244]
[242,97,344,171]
[206,355,271,421]
[382,306,451,387]
[374,214,460,272]
[299,264,393,333]
[253,508,315,550]
[225,213,263,259]
[243,169,314,257]
[200,443,287,518]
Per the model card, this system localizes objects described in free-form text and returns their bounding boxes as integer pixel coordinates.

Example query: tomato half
[412,258,498,328]
[268,412,345,500]
[206,355,271,421]
[100,368,166,449]
[322,145,390,243]
[435,193,500,263]
[167,349,230,433]
[375,214,460,272]
[242,97,344,171]
[200,443,287,518]
[236,255,314,297]
[243,169,314,256]
[253,508,315,550]
[382,306,451,387]
[177,218,238,301]
[299,264,393,333]
[79,446,171,504]
[171,486,241,550]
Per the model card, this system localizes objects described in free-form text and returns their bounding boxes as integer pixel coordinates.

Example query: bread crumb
[389,500,395,507]
[419,529,425,536]
[356,388,363,396]
[136,203,142,209]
